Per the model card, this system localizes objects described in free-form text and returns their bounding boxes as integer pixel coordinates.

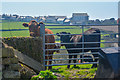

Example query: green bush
[31,70,57,80]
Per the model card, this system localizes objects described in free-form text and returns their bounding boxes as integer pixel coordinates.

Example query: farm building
[71,13,89,24]
[57,18,66,24]
[64,19,70,24]
[45,16,66,23]
[39,17,46,23]
[45,16,57,23]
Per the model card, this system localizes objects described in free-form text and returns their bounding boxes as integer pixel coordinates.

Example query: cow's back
[68,28,101,52]
[84,28,101,48]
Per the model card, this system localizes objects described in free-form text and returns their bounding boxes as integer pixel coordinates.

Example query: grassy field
[51,64,97,79]
[1,21,84,37]
[1,21,106,48]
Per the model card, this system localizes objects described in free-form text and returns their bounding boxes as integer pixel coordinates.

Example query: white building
[71,13,89,24]
[64,19,70,24]
[57,18,66,24]
[46,16,67,23]
[39,17,46,23]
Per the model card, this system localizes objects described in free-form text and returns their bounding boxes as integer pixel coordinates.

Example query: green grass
[2,30,30,37]
[51,64,97,79]
[1,21,85,37]
[1,21,28,30]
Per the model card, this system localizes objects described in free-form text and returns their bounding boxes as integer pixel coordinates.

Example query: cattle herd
[22,20,101,69]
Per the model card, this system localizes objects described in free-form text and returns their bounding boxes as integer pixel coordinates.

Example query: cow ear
[56,33,60,36]
[23,23,28,27]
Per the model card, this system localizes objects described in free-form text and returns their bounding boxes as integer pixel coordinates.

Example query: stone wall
[2,37,43,64]
[1,37,44,79]
[1,42,21,79]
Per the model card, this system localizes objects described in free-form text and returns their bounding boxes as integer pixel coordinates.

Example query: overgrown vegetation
[31,64,97,80]
[31,70,57,80]
[52,64,97,78]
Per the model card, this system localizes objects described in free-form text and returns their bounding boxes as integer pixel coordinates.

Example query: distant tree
[110,18,115,21]
[13,14,19,18]
[2,14,6,18]
[95,19,101,24]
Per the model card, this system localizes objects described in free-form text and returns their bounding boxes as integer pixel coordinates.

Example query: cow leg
[48,56,52,70]
[91,49,99,68]
[67,55,72,69]
[45,56,47,70]
[80,55,83,63]
[73,55,77,67]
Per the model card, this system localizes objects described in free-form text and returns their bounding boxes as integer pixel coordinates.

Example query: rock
[0,48,2,58]
[2,65,5,70]
[8,64,21,71]
[2,57,19,65]
[0,58,2,64]
[3,71,20,78]
[19,63,37,79]
[53,73,62,78]
[2,48,14,58]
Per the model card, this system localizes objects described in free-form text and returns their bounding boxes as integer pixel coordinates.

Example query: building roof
[72,13,89,16]
[64,19,70,22]
[48,16,66,19]
[57,18,66,21]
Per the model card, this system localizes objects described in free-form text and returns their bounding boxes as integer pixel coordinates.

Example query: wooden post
[40,23,45,70]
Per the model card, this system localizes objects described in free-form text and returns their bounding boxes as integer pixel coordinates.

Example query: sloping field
[90,26,118,33]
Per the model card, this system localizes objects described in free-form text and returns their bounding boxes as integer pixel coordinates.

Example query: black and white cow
[57,28,101,68]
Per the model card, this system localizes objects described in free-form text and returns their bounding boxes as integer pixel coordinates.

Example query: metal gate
[40,24,118,69]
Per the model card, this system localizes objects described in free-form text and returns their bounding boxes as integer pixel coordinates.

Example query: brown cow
[22,20,59,70]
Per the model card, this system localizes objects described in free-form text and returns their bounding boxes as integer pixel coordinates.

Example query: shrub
[31,70,57,80]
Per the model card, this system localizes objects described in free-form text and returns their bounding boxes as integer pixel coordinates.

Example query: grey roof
[57,18,66,21]
[72,13,89,16]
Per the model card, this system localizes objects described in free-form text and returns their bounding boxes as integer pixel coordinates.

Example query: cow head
[22,20,44,37]
[56,32,71,46]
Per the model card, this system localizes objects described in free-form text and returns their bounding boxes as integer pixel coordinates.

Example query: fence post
[118,2,120,49]
[82,25,84,52]
[40,23,45,70]
[118,18,120,49]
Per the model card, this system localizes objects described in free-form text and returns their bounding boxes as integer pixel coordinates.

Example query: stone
[2,48,14,58]
[19,63,37,79]
[3,71,20,78]
[8,64,21,71]
[0,48,2,58]
[0,57,1,62]
[1,65,5,70]
[2,57,19,65]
